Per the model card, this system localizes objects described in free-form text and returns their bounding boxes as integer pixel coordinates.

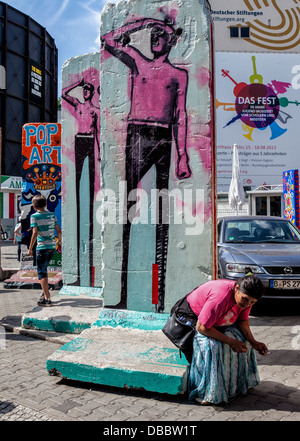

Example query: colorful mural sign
[216,52,300,192]
[21,123,62,267]
[283,169,300,227]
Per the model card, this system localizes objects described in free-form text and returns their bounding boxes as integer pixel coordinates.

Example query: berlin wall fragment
[100,0,216,313]
[61,53,102,288]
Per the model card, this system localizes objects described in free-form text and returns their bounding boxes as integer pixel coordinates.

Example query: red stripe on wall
[9,193,15,218]
[92,266,95,287]
[152,264,159,305]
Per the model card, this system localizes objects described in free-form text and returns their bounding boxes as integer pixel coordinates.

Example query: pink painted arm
[173,70,191,179]
[61,79,86,107]
[102,18,173,47]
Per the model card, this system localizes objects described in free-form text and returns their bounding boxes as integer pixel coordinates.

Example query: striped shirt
[30,211,58,251]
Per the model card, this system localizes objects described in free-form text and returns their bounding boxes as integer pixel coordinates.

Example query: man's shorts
[36,249,55,280]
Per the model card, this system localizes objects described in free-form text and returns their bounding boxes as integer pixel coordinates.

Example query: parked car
[217,216,300,299]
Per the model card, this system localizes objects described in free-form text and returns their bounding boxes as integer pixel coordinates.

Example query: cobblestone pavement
[0,240,21,271]
[0,400,55,421]
[0,245,299,422]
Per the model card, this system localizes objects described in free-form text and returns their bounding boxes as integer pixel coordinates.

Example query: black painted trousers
[120,123,172,311]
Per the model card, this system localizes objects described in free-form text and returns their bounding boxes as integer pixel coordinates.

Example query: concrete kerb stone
[0,321,76,345]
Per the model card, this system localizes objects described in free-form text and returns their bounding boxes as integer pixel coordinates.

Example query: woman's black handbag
[162,297,197,363]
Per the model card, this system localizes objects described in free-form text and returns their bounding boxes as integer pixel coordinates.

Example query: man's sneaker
[39,292,45,302]
[37,298,52,307]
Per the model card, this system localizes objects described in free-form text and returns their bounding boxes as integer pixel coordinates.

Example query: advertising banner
[216,52,300,192]
[21,123,62,268]
[210,0,300,53]
[1,175,22,190]
[29,61,44,104]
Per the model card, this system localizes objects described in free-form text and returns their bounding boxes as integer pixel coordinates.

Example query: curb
[0,321,75,345]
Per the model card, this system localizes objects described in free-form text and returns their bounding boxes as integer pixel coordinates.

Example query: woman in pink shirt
[173,269,268,404]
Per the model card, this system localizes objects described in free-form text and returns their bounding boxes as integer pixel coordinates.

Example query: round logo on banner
[235,84,280,129]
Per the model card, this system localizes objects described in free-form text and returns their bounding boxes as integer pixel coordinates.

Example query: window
[230,27,239,38]
[229,26,250,39]
[240,27,250,38]
[255,197,267,215]
[252,194,283,216]
[270,196,281,217]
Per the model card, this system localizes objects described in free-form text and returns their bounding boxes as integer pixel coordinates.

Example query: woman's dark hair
[236,267,265,300]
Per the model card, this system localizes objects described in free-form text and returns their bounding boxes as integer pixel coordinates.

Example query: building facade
[0,1,58,232]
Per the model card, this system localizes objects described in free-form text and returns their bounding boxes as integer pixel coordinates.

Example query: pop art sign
[21,123,62,268]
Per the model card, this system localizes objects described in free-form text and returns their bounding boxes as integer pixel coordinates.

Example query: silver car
[217,216,300,299]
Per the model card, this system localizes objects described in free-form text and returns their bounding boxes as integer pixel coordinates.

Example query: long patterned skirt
[188,326,260,404]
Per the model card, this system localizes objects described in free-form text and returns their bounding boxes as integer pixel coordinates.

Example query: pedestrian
[14,217,22,262]
[27,195,61,307]
[1,222,7,240]
[174,269,268,405]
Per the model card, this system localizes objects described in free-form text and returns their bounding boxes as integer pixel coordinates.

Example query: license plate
[271,280,300,289]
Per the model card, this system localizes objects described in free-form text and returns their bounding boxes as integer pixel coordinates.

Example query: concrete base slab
[3,270,63,290]
[23,295,187,395]
[95,308,169,330]
[22,293,103,334]
[47,327,189,395]
[58,285,103,297]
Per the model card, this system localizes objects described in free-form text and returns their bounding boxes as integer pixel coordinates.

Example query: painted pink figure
[62,79,100,286]
[102,18,191,311]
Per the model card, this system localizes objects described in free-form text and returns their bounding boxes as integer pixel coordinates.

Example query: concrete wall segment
[100,0,216,313]
[61,52,102,289]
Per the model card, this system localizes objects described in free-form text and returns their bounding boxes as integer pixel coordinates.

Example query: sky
[3,0,120,93]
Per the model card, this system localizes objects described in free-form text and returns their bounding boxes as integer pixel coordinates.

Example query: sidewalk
[0,244,299,421]
[0,239,20,271]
